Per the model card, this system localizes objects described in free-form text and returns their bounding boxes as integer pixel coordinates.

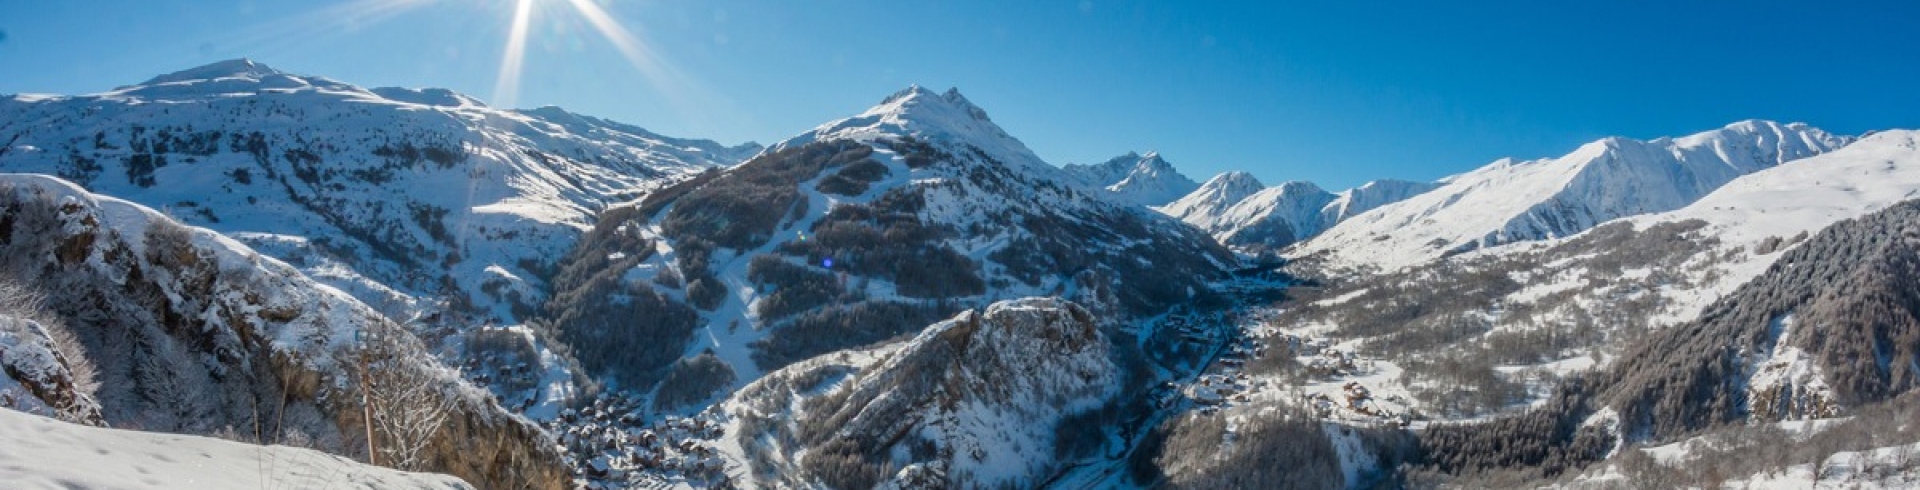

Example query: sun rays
[234,0,694,112]
[491,0,537,109]
[491,0,705,113]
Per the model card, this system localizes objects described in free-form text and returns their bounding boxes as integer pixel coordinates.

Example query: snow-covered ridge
[1062,151,1201,207]
[1161,171,1436,251]
[776,85,1063,179]
[1610,128,1920,325]
[1293,120,1850,270]
[1160,170,1265,223]
[0,58,759,325]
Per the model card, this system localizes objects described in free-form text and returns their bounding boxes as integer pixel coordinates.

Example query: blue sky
[2,1,1917,190]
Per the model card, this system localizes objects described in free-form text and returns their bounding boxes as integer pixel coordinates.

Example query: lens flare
[226,0,724,125]
[492,0,537,109]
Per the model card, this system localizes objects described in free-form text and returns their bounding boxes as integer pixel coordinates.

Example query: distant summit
[138,58,289,85]
[1063,151,1201,207]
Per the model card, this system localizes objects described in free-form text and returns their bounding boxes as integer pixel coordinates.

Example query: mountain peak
[1157,171,1267,225]
[779,85,1055,177]
[871,85,993,124]
[1273,180,1329,195]
[1062,151,1199,206]
[1205,171,1265,190]
[138,58,288,86]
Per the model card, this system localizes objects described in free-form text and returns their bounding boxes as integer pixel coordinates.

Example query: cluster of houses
[1162,307,1232,346]
[1299,382,1401,425]
[538,392,732,488]
[461,355,541,411]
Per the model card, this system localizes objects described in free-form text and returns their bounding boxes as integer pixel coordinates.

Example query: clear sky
[2,1,1917,190]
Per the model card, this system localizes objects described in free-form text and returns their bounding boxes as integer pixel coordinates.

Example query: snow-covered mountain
[1062,151,1200,206]
[1292,120,1850,270]
[539,85,1231,404]
[1160,171,1437,251]
[0,59,759,325]
[0,174,565,489]
[1158,171,1265,224]
[1179,128,1920,486]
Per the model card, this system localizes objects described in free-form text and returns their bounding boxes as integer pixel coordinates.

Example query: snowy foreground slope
[1293,120,1849,270]
[0,407,471,490]
[0,59,755,323]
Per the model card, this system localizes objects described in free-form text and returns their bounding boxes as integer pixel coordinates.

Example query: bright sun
[282,0,675,110]
[496,0,672,109]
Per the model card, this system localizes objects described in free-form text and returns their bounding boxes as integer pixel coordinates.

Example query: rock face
[0,314,103,425]
[729,297,1118,489]
[0,174,566,489]
[1063,151,1201,207]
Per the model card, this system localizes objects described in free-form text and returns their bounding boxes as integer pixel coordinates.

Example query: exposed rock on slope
[727,297,1118,489]
[540,87,1231,392]
[0,174,565,489]
[0,313,103,425]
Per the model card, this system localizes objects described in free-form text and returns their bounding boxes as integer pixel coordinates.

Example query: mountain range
[4,59,1920,489]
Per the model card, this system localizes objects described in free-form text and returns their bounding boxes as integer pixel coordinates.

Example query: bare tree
[358,320,456,471]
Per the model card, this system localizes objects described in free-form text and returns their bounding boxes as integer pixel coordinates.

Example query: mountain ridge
[1293,119,1851,270]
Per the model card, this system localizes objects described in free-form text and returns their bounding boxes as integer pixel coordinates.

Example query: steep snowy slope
[0,407,473,490]
[724,298,1118,489]
[1211,181,1339,250]
[1322,178,1442,224]
[540,86,1231,405]
[0,59,758,324]
[1158,171,1265,225]
[1293,120,1849,270]
[0,174,566,489]
[1062,151,1200,206]
[1160,173,1436,251]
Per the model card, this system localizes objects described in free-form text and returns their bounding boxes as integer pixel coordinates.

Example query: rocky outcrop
[0,175,566,489]
[732,297,1119,489]
[0,314,104,425]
